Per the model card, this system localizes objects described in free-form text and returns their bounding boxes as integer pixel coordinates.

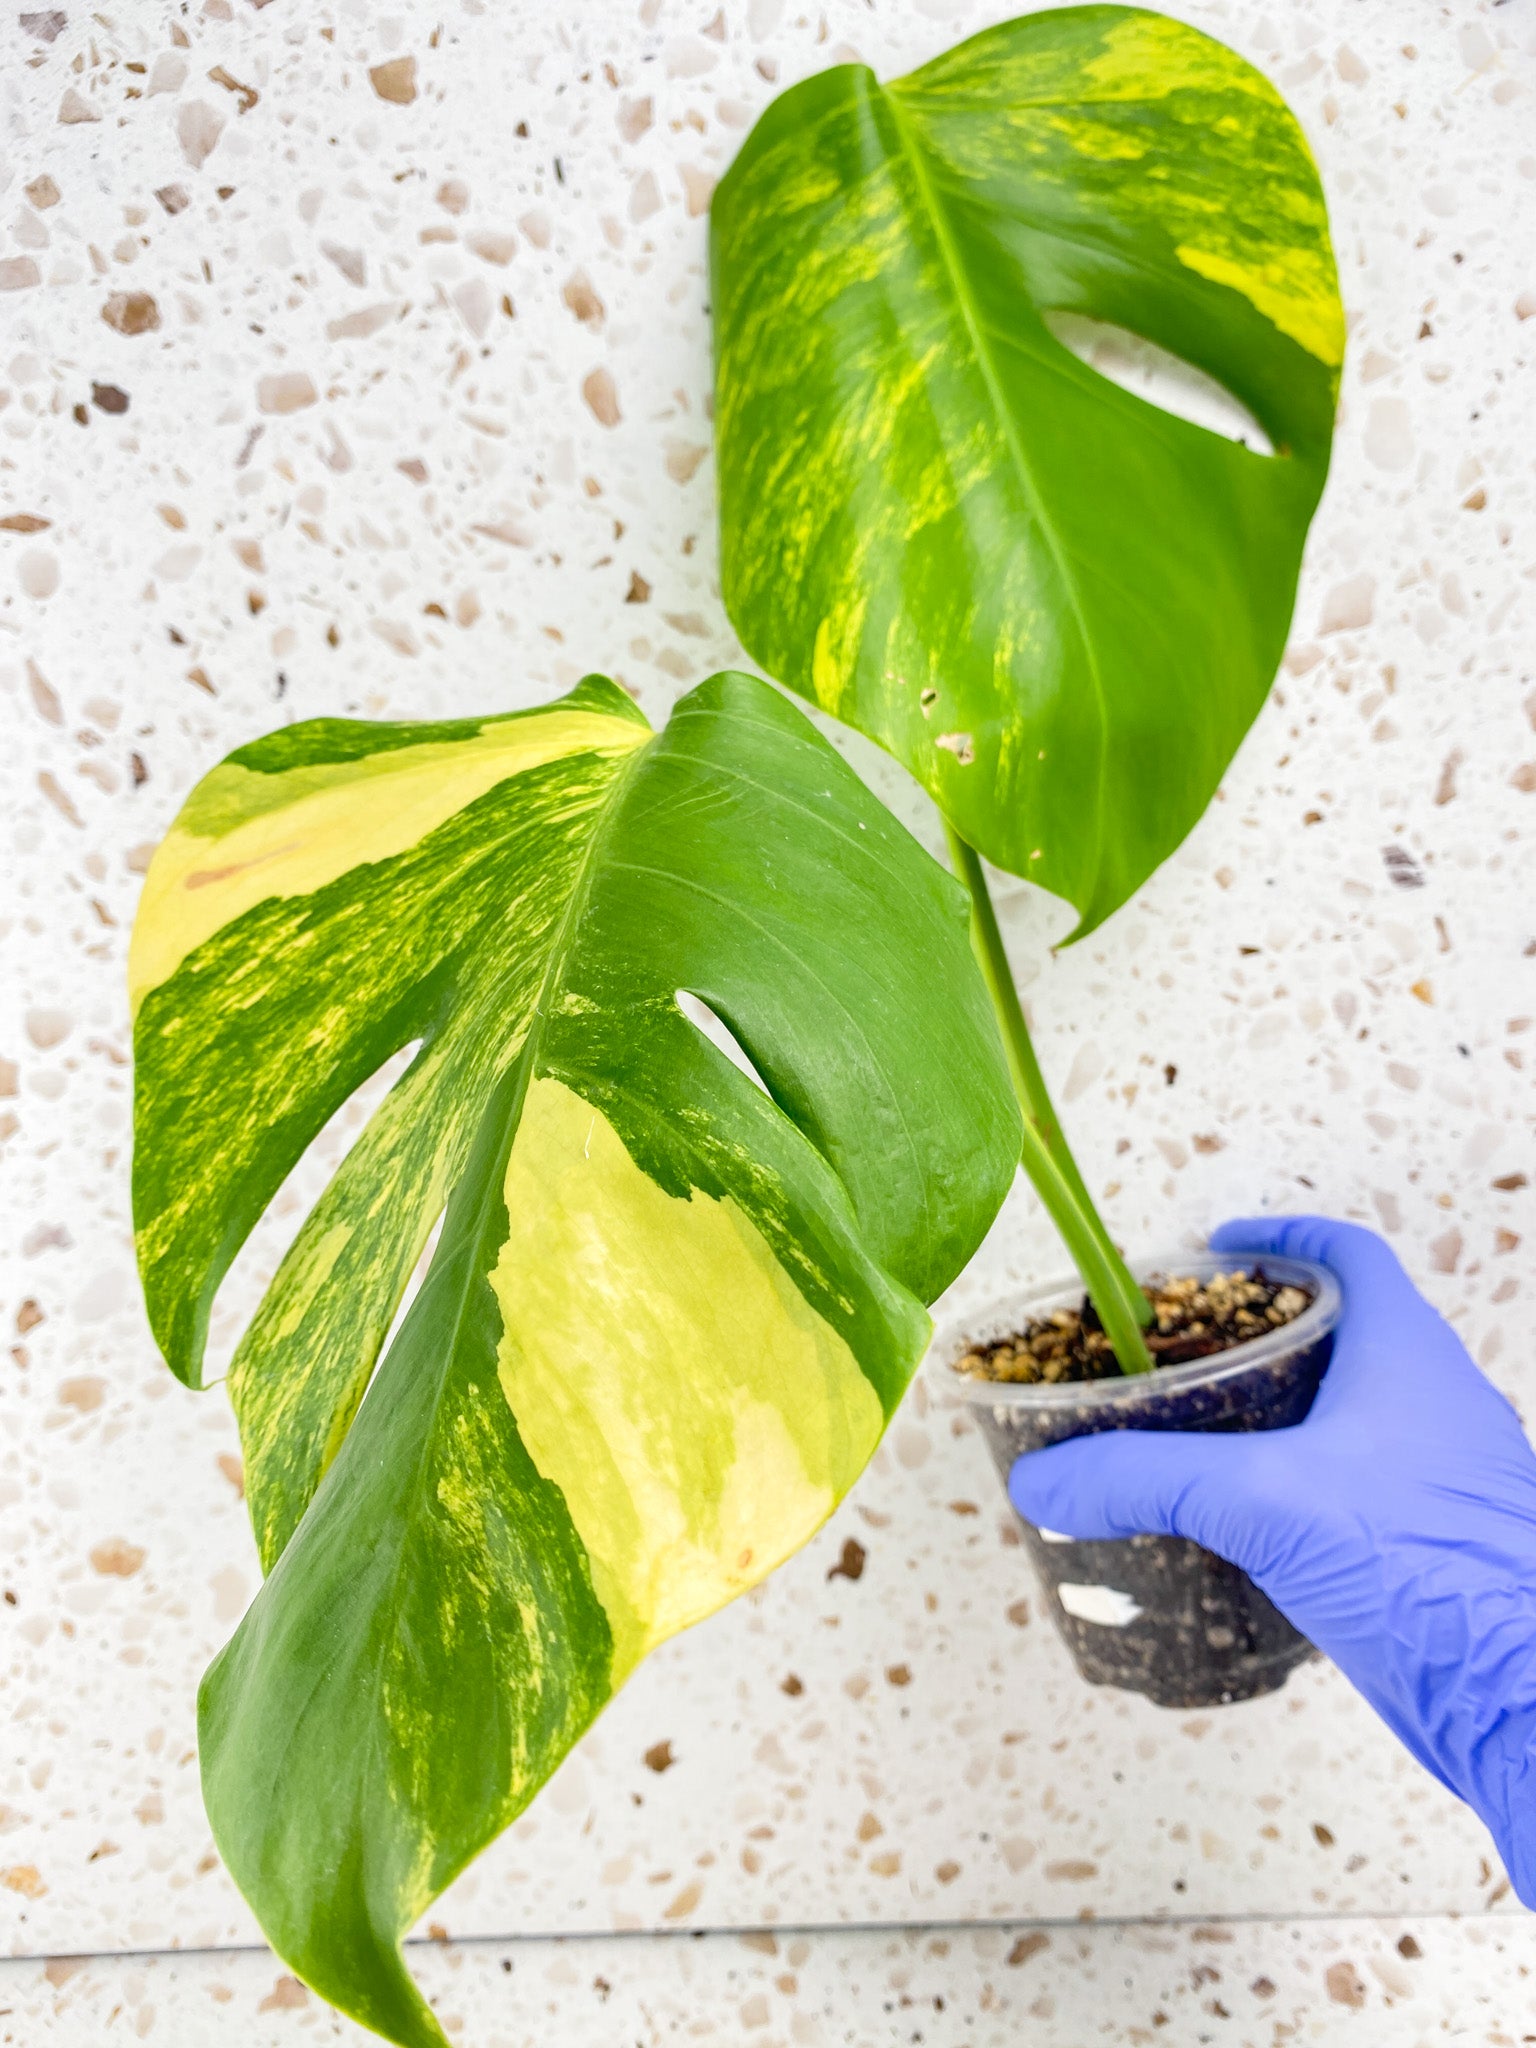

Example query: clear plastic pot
[934,1251,1341,1709]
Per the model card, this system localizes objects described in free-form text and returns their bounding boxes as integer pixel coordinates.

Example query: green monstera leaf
[711,4,1342,936]
[130,670,1019,2048]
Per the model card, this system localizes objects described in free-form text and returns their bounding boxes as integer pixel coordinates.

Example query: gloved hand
[1009,1215,1536,1904]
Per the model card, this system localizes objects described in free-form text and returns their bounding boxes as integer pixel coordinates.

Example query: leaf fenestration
[131,670,1020,2045]
[711,6,1342,934]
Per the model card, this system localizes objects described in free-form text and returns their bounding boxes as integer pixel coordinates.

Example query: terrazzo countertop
[6,1914,1536,2046]
[2,0,1533,2015]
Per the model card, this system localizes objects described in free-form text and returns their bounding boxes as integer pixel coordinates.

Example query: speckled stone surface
[1,0,1533,1974]
[5,1916,1536,2046]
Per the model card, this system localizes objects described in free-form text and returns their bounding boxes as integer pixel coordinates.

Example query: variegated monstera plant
[712,4,1343,1369]
[131,671,1020,2045]
[131,8,1344,2044]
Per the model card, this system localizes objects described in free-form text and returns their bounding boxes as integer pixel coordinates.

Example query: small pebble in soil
[954,1269,1313,1385]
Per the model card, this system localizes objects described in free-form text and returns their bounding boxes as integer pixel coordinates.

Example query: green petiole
[945,823,1155,1375]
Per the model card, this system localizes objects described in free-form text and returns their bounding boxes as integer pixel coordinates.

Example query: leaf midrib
[360,736,655,1775]
[880,81,1110,911]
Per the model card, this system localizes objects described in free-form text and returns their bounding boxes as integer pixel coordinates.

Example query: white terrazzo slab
[4,1914,1535,2047]
[1,0,1533,1963]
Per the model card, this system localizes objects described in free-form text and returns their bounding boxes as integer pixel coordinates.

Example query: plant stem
[944,823,1154,1374]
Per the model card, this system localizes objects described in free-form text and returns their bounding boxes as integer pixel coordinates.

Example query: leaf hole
[200,1040,424,1385]
[374,1203,445,1377]
[675,989,770,1097]
[1042,311,1275,456]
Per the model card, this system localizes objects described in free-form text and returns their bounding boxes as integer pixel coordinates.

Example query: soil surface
[955,1268,1313,1385]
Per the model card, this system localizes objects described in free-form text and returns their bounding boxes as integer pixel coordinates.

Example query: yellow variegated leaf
[712,6,1342,935]
[131,671,1020,2046]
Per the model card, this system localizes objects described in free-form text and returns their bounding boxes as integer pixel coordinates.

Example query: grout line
[5,1902,1527,1971]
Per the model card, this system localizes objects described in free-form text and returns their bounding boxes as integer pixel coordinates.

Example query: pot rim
[933,1248,1342,1412]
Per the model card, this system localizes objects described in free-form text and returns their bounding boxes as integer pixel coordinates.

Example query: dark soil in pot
[943,1253,1341,1710]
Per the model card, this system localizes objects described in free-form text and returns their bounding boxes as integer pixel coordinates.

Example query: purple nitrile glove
[1008,1215,1536,1904]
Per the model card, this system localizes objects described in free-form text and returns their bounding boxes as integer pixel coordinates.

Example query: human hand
[1008,1215,1536,1902]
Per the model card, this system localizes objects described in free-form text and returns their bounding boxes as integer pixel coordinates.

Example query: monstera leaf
[711,4,1343,936]
[129,670,1019,2047]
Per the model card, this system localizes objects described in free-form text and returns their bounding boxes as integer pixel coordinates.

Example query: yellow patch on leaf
[491,1078,883,1683]
[1174,243,1344,370]
[129,709,647,1010]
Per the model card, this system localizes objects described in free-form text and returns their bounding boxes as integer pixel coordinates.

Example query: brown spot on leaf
[644,1740,674,1774]
[827,1537,865,1582]
[369,56,418,105]
[90,1539,145,1578]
